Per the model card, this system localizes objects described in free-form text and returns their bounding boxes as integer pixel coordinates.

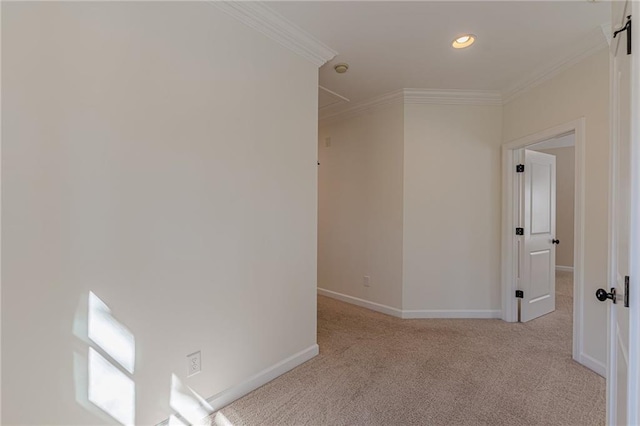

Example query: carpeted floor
[211,272,605,425]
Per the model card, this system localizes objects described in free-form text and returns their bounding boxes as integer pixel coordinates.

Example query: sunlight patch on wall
[75,291,137,425]
[169,374,214,425]
[213,412,234,426]
[88,292,136,373]
[88,348,135,426]
[168,414,189,426]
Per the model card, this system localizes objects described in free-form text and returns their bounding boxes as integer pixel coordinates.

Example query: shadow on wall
[72,292,231,426]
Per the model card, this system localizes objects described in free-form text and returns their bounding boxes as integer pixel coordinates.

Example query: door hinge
[515,290,524,299]
[613,15,632,55]
[516,164,525,173]
[515,227,524,235]
[625,276,630,308]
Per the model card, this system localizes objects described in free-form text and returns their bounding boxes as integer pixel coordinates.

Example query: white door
[520,149,557,322]
[605,1,638,424]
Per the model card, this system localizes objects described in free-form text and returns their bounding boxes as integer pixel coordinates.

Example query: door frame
[501,118,588,369]
[629,2,640,421]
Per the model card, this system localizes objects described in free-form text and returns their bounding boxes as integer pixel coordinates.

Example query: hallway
[213,272,604,425]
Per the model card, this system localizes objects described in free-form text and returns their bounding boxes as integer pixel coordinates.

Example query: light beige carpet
[211,272,605,425]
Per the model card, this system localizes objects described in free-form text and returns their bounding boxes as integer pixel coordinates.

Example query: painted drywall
[536,147,575,268]
[318,103,404,310]
[318,101,502,315]
[403,104,503,312]
[503,48,609,367]
[2,2,318,425]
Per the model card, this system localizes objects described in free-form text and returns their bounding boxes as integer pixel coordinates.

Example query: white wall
[403,104,503,312]
[503,48,609,367]
[536,147,575,268]
[317,101,502,316]
[2,3,319,425]
[318,104,404,310]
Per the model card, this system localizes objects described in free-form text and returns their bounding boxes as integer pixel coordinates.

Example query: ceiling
[530,132,575,150]
[268,1,610,113]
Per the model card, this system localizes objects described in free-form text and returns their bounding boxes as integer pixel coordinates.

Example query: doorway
[525,137,574,326]
[528,134,576,274]
[500,118,600,375]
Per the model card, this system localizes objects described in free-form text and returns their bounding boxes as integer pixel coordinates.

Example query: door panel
[530,250,552,301]
[606,0,635,423]
[531,162,552,234]
[615,320,629,425]
[521,149,556,322]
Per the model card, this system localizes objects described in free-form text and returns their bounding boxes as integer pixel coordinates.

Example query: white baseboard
[157,344,319,425]
[401,309,502,319]
[556,265,574,272]
[317,288,403,318]
[205,344,319,411]
[577,352,606,378]
[317,288,500,319]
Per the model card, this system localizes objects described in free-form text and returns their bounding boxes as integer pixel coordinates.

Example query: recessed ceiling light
[334,63,349,74]
[452,34,476,49]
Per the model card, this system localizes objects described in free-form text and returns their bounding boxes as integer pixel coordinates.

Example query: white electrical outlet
[325,137,332,147]
[187,351,201,377]
[363,275,370,287]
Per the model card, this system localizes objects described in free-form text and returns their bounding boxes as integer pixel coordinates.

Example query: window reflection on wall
[88,347,135,425]
[74,291,136,425]
[169,374,214,425]
[88,292,135,373]
[74,291,236,425]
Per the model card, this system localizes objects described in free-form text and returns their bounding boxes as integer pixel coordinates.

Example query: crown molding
[320,88,502,124]
[404,89,502,106]
[319,85,350,111]
[210,1,337,67]
[319,90,404,124]
[502,27,608,104]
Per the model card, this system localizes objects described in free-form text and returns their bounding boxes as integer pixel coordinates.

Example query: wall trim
[318,288,403,318]
[319,90,405,124]
[319,85,350,111]
[502,28,608,104]
[156,345,318,425]
[320,88,502,124]
[210,1,337,67]
[404,89,502,106]
[556,265,574,272]
[318,288,500,319]
[401,309,501,319]
[577,352,606,378]
[205,344,318,411]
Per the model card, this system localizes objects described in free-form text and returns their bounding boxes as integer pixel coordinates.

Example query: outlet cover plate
[187,351,201,377]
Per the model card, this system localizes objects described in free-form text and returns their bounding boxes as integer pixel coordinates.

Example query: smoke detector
[334,63,349,74]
